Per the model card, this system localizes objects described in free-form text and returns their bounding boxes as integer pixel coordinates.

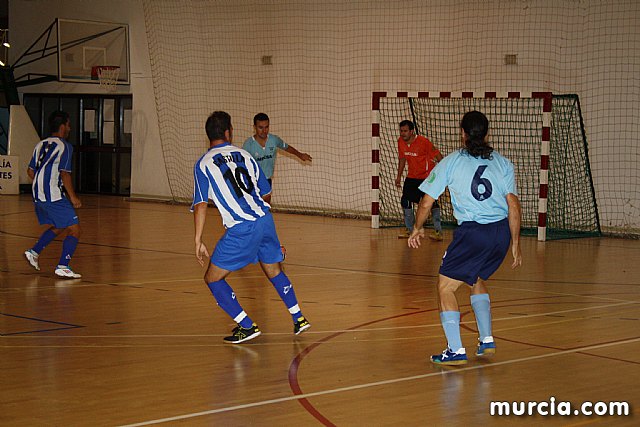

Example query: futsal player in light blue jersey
[192,111,311,344]
[408,111,523,365]
[24,110,83,278]
[242,113,312,203]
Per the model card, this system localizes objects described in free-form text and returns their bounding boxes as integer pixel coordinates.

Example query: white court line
[3,319,579,348]
[414,284,640,304]
[119,336,640,427]
[110,271,336,286]
[4,300,636,341]
[490,284,640,303]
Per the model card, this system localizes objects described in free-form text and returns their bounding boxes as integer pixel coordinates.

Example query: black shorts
[402,178,425,204]
[402,178,440,207]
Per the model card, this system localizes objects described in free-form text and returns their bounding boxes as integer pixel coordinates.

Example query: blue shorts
[34,199,79,229]
[211,213,283,271]
[439,218,510,285]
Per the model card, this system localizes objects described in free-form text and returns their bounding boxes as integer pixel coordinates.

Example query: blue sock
[207,280,253,328]
[440,311,463,352]
[33,229,57,254]
[432,206,442,232]
[471,294,492,341]
[269,272,302,321]
[403,207,414,232]
[58,236,79,266]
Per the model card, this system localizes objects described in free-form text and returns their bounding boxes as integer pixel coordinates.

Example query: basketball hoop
[92,65,120,92]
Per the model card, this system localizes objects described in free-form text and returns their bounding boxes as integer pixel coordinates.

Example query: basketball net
[97,66,120,92]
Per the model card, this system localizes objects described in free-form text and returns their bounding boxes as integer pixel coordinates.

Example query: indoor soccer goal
[371,91,601,241]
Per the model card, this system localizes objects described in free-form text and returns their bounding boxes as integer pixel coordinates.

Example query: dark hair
[48,110,70,135]
[399,119,415,131]
[460,110,492,159]
[205,111,232,141]
[253,112,269,125]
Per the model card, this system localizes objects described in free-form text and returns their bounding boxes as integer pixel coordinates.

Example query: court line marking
[119,336,640,427]
[5,273,640,298]
[0,318,583,348]
[3,300,636,341]
[489,284,640,303]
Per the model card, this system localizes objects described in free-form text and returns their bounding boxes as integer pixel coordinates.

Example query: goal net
[372,92,600,241]
[141,0,639,237]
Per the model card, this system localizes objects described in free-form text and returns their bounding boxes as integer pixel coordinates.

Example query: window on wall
[22,94,132,196]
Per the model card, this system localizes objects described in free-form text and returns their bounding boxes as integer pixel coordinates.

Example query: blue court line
[0,312,84,336]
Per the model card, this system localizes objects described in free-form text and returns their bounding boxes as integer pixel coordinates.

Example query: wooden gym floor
[1,194,639,426]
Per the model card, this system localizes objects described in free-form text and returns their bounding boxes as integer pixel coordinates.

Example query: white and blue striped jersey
[28,137,74,203]
[419,149,518,224]
[191,142,272,228]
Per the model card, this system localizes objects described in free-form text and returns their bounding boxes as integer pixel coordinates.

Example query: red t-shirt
[397,135,441,179]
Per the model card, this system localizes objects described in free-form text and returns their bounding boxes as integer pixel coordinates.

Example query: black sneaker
[223,324,261,344]
[294,316,311,335]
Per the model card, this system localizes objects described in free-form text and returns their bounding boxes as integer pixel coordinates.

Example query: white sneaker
[24,249,40,271]
[55,265,82,278]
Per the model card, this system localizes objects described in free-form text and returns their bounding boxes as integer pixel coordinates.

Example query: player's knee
[401,198,412,209]
[204,270,218,283]
[204,265,226,283]
[471,280,489,294]
[260,262,281,279]
[67,224,81,238]
[438,280,460,295]
[50,227,64,236]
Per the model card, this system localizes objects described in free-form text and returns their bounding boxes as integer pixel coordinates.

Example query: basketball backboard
[12,18,130,87]
[57,18,130,84]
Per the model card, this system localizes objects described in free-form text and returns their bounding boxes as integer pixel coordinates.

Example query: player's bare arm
[408,194,435,248]
[506,193,522,268]
[27,167,35,180]
[193,202,210,267]
[285,145,312,162]
[60,171,82,208]
[395,158,406,187]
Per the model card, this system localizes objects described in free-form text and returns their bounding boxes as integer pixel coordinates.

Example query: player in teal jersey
[408,111,522,365]
[242,113,312,203]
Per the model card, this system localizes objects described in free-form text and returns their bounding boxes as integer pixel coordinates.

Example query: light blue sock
[432,206,442,232]
[207,280,254,328]
[270,272,302,321]
[403,207,414,232]
[471,294,492,341]
[440,311,463,351]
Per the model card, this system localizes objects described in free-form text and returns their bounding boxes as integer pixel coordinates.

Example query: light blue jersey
[242,134,288,179]
[192,143,272,228]
[28,137,73,203]
[419,149,517,224]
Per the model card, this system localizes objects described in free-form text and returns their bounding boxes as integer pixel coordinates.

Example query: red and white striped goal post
[371,91,552,241]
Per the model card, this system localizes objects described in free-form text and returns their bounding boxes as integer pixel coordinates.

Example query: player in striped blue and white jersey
[192,111,311,344]
[24,111,82,279]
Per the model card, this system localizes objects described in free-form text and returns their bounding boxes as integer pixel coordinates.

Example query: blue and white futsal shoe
[430,347,468,365]
[476,336,496,356]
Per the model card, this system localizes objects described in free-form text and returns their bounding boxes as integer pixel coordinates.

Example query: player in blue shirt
[24,111,83,279]
[408,111,522,365]
[242,113,312,203]
[192,111,311,344]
